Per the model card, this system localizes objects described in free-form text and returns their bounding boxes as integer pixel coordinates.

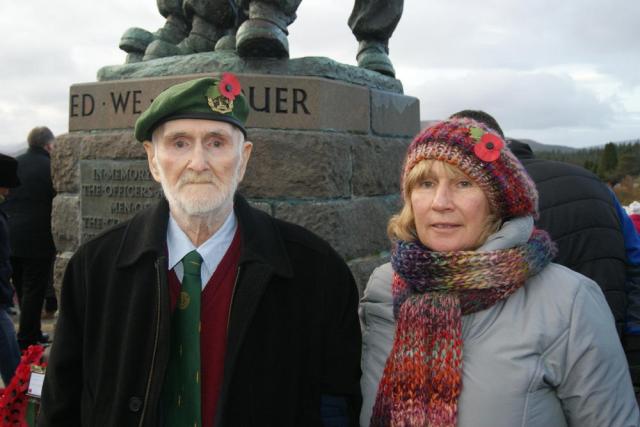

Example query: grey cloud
[410,70,615,130]
[391,0,640,85]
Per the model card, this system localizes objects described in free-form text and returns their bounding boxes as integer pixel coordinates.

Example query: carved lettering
[82,216,119,230]
[132,90,142,114]
[70,94,79,117]
[292,89,310,115]
[82,184,102,197]
[250,86,270,113]
[93,167,152,182]
[275,87,288,113]
[111,91,132,113]
[110,201,153,215]
[82,94,95,116]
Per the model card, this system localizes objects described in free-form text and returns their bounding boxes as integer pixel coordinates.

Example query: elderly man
[40,74,362,426]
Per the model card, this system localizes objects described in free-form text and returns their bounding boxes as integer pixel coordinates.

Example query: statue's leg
[348,0,404,77]
[181,0,238,51]
[236,0,302,58]
[119,0,190,63]
[144,0,238,59]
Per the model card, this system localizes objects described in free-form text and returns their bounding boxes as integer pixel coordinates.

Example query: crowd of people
[0,127,58,387]
[1,74,640,426]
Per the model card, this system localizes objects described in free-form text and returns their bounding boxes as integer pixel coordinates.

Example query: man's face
[143,119,252,217]
[0,187,9,197]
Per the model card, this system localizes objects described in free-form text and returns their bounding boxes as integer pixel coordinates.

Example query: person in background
[40,74,362,426]
[0,154,21,385]
[449,109,640,395]
[360,118,638,426]
[0,127,56,350]
[628,201,640,235]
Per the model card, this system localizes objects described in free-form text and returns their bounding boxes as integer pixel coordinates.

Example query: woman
[360,118,639,426]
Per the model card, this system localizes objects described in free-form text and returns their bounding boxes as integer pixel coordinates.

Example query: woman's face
[411,162,492,251]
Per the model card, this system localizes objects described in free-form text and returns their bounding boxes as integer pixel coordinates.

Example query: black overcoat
[1,146,55,258]
[39,195,362,426]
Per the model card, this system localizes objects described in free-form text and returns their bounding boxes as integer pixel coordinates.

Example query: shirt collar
[167,210,237,277]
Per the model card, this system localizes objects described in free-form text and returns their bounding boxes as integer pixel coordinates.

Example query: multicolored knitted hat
[403,117,538,219]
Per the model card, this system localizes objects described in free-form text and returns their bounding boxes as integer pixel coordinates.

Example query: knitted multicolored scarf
[370,228,556,427]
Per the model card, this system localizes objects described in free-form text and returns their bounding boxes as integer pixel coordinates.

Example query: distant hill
[508,138,576,154]
[0,142,27,157]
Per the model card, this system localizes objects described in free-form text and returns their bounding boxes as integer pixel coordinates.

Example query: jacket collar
[116,198,170,268]
[478,216,534,252]
[115,194,293,278]
[27,146,50,158]
[234,194,293,278]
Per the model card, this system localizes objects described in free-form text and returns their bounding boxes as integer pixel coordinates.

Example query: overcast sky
[1,0,639,154]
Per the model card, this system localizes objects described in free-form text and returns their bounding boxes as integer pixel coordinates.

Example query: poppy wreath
[0,345,46,426]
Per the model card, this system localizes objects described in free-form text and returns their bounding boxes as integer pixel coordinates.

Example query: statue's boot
[144,15,222,60]
[356,40,395,78]
[119,15,189,63]
[236,2,291,58]
[215,30,238,52]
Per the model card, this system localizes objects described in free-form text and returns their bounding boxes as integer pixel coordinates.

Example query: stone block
[347,254,390,298]
[352,136,409,197]
[53,252,73,295]
[52,133,81,193]
[240,130,352,199]
[70,72,370,134]
[273,196,400,260]
[80,130,145,160]
[248,200,272,215]
[52,195,81,253]
[371,89,421,137]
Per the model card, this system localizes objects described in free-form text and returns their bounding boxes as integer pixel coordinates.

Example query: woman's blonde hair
[388,159,502,249]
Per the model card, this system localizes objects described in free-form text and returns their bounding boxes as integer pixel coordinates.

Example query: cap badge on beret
[207,72,242,115]
[469,127,504,162]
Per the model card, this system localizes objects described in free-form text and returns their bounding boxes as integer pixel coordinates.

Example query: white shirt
[166,211,238,288]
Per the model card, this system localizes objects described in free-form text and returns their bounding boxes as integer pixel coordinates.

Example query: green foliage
[538,141,640,182]
[599,142,619,178]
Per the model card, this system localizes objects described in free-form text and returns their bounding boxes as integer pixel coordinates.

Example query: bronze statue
[119,0,403,77]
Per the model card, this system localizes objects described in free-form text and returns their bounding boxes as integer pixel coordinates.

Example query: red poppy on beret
[219,72,242,101]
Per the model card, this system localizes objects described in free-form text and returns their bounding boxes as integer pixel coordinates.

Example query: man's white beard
[157,164,241,217]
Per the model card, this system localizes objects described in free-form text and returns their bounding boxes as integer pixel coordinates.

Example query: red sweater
[168,228,241,426]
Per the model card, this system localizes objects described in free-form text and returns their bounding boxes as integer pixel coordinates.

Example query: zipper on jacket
[138,258,163,427]
[226,268,240,334]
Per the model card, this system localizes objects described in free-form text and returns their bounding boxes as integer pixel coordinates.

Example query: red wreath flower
[0,345,46,425]
[473,132,504,162]
[219,72,242,101]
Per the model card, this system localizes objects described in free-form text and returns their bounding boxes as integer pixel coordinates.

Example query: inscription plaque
[80,160,162,241]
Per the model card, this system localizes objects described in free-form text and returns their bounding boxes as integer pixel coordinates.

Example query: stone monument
[51,1,418,295]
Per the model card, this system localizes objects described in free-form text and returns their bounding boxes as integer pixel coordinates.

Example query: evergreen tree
[598,142,618,178]
[584,159,598,174]
[617,150,640,176]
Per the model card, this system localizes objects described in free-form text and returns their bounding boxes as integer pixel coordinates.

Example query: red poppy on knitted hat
[473,132,504,162]
[219,72,242,100]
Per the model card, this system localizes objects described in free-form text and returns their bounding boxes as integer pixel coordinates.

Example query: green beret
[134,74,249,142]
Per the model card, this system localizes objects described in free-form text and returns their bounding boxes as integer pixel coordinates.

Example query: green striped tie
[163,250,203,427]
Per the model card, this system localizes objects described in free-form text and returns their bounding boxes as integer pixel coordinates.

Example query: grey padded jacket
[360,218,639,427]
